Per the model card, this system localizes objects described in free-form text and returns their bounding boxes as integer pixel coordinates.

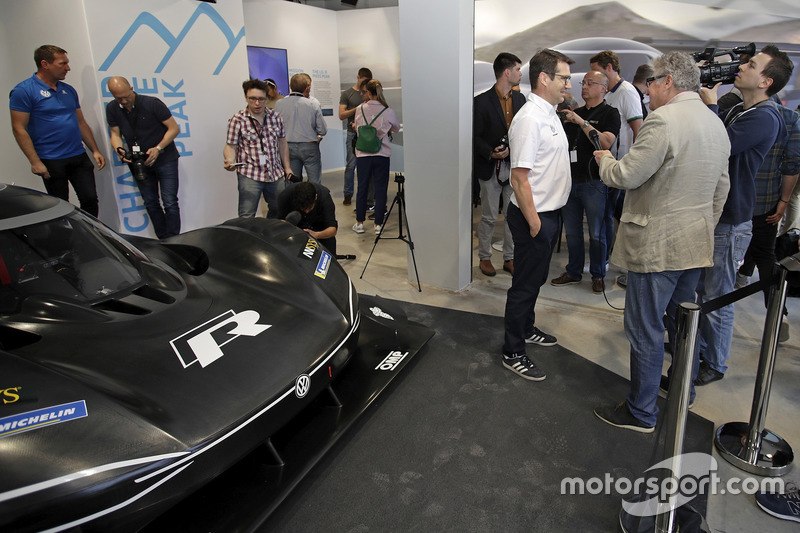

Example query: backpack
[355,106,387,153]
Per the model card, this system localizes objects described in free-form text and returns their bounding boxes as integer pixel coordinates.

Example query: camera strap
[122,93,140,145]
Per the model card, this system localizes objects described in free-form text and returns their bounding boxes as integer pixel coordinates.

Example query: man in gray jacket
[592,51,731,433]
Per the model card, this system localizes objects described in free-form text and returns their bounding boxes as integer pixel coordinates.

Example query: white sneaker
[352,222,365,234]
[375,224,382,234]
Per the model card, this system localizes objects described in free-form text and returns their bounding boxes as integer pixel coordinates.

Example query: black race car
[0,183,370,531]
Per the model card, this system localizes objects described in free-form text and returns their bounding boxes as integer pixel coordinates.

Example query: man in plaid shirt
[224,79,292,218]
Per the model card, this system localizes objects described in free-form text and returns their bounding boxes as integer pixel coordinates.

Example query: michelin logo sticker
[370,307,394,320]
[0,400,87,439]
[315,251,331,279]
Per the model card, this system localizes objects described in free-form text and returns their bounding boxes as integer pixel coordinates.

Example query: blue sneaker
[502,352,546,381]
[756,485,800,523]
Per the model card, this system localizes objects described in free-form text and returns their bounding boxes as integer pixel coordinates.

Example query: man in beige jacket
[592,51,731,433]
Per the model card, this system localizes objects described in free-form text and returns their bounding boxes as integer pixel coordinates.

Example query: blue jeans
[356,156,389,225]
[288,142,322,184]
[562,181,608,280]
[503,207,560,354]
[237,174,285,218]
[136,157,180,238]
[625,269,701,427]
[696,221,753,374]
[344,130,356,196]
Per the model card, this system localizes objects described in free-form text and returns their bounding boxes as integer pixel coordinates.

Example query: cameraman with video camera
[106,76,181,239]
[689,45,793,386]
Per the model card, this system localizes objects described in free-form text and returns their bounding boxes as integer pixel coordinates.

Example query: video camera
[692,42,756,88]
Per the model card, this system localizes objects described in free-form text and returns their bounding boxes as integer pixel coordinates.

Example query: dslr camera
[116,145,148,182]
[692,42,756,88]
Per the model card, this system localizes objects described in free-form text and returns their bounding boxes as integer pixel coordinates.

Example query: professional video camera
[116,146,148,182]
[692,42,756,87]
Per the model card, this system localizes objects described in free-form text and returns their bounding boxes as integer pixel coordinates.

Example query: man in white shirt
[502,49,574,382]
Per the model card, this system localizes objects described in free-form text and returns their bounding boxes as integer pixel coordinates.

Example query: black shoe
[694,361,724,386]
[502,352,546,381]
[657,375,694,408]
[524,326,557,346]
[755,485,800,523]
[594,402,654,433]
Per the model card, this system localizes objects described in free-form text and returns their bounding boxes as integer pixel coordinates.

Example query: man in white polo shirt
[501,48,574,382]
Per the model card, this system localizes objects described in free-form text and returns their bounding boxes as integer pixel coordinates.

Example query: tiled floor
[320,169,800,532]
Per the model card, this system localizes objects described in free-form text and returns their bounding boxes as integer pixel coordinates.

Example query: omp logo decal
[301,238,317,259]
[375,351,409,371]
[0,400,87,439]
[295,375,311,398]
[1,387,21,405]
[99,4,244,75]
[170,310,271,368]
[370,307,394,320]
[314,251,331,279]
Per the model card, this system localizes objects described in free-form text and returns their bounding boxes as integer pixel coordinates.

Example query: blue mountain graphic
[99,4,245,75]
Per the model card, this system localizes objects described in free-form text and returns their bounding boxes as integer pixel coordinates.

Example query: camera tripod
[361,172,421,292]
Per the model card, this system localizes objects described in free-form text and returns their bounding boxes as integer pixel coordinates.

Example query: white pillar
[398,0,474,290]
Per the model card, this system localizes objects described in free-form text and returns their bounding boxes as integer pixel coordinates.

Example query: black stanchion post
[714,263,794,476]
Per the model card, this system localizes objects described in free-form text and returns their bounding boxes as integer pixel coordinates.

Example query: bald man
[106,76,181,238]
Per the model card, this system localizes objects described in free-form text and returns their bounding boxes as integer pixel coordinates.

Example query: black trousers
[739,208,778,307]
[40,153,98,217]
[503,205,560,354]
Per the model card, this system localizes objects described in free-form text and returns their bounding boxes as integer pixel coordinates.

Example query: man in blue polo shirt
[9,45,106,216]
[106,76,181,239]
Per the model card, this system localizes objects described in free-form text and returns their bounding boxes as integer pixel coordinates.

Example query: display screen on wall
[246,46,289,97]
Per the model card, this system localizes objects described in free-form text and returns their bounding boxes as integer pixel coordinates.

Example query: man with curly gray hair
[591,51,731,433]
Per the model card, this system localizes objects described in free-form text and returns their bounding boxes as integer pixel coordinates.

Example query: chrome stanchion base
[714,421,794,476]
[619,500,708,533]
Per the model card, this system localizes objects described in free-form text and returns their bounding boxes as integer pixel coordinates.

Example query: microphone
[285,210,302,227]
[588,129,603,151]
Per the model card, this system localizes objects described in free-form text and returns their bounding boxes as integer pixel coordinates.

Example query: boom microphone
[589,129,603,151]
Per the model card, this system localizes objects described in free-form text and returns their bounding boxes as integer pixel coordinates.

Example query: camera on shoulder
[692,42,755,88]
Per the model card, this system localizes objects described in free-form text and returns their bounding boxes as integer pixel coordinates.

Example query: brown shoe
[550,272,579,286]
[592,278,605,293]
[343,195,352,205]
[503,260,514,275]
[479,259,496,276]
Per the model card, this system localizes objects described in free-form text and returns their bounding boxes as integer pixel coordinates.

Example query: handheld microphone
[285,210,302,227]
[589,129,603,151]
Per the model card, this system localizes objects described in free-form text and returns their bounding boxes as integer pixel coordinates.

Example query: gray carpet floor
[260,300,714,532]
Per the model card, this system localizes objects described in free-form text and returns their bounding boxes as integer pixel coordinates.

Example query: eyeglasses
[646,74,667,88]
[579,80,605,87]
[247,96,267,103]
[548,72,572,82]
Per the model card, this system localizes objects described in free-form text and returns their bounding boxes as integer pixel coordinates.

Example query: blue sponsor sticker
[314,251,331,279]
[0,400,87,439]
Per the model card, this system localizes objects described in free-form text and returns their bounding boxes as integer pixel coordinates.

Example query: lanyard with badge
[248,116,268,166]
[122,93,144,157]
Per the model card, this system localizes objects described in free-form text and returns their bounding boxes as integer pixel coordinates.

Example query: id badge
[258,154,267,166]
[570,150,578,163]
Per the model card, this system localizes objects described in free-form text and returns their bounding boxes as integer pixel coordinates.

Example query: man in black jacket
[473,53,526,276]
[278,181,338,255]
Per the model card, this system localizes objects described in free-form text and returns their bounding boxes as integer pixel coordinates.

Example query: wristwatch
[581,121,591,129]
[156,145,164,153]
